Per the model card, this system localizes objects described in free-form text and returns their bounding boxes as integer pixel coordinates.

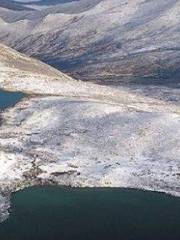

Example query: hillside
[0,0,179,83]
[0,43,179,106]
[0,44,180,200]
[0,0,180,227]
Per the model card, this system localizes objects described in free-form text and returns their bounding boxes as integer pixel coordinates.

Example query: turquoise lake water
[0,90,25,111]
[0,90,180,240]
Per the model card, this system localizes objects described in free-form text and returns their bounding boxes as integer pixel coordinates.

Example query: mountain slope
[0,0,34,11]
[1,43,179,108]
[0,43,67,77]
[0,0,179,83]
[0,43,180,200]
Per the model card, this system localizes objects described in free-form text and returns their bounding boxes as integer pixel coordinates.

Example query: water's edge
[0,90,26,222]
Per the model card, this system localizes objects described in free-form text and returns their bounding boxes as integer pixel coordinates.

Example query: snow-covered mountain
[0,0,179,83]
[0,0,180,223]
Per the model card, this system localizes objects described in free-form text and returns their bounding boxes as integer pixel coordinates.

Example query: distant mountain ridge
[0,0,179,84]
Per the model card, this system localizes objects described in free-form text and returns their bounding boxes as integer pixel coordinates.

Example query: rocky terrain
[0,0,179,82]
[0,43,180,198]
[1,95,180,195]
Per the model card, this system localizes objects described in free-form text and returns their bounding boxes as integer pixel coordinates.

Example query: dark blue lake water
[0,187,180,240]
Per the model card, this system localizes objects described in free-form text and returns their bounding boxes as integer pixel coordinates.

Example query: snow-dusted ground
[0,96,180,197]
[0,43,180,197]
[1,44,180,110]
